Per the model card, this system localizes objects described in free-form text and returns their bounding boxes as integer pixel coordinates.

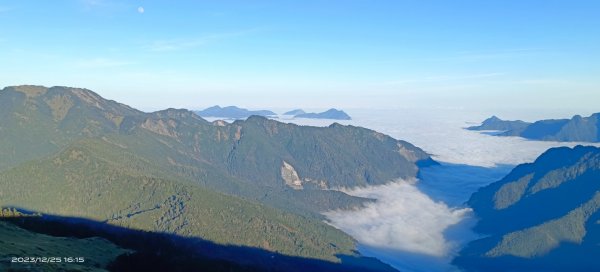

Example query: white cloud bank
[324,179,471,257]
[323,163,505,272]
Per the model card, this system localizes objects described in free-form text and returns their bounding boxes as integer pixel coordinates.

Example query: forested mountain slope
[455,146,600,271]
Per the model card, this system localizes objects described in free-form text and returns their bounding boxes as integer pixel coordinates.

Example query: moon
[137,6,144,14]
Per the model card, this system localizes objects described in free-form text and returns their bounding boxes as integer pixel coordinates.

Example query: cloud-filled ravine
[280,108,600,271]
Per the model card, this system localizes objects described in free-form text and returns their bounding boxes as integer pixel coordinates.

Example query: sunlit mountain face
[1,1,600,272]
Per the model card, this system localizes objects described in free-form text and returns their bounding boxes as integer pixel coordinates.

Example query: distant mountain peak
[283,109,306,115]
[195,105,276,119]
[469,113,600,142]
[294,108,351,120]
[467,115,530,133]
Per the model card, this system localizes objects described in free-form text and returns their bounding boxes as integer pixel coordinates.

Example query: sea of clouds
[278,108,599,272]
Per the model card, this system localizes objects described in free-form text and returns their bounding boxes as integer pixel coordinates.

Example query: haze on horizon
[1,0,599,111]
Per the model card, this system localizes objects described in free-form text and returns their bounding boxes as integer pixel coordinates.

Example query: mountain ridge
[294,108,352,120]
[195,105,276,119]
[468,113,600,142]
[284,109,306,115]
[454,145,600,271]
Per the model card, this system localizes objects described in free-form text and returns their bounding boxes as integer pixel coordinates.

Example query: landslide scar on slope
[281,161,303,190]
[281,161,328,190]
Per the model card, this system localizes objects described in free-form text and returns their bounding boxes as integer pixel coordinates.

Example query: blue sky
[0,0,599,111]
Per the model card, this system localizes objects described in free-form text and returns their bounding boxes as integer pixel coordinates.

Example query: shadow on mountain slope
[1,210,397,272]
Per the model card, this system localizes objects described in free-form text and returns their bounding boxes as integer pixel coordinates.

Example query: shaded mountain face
[468,114,600,142]
[294,108,352,120]
[0,85,432,268]
[0,219,128,272]
[195,105,276,119]
[454,146,600,272]
[0,215,396,272]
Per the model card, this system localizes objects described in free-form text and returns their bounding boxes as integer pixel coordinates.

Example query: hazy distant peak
[294,108,351,120]
[283,109,306,115]
[467,115,530,132]
[195,105,276,119]
[469,113,600,142]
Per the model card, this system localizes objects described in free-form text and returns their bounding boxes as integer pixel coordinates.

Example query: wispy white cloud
[146,29,264,52]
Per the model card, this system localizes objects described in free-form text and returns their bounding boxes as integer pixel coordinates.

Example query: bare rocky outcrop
[281,161,303,190]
